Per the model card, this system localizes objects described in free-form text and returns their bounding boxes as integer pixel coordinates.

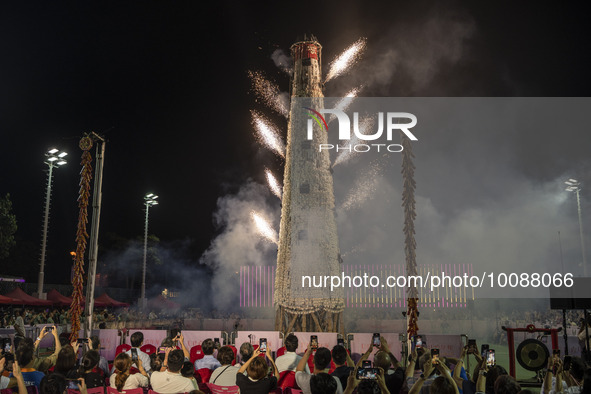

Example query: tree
[0,193,17,260]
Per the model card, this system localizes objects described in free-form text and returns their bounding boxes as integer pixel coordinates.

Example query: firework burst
[251,211,278,244]
[265,168,282,199]
[325,38,367,83]
[248,70,289,117]
[328,86,362,125]
[340,176,380,211]
[251,111,285,158]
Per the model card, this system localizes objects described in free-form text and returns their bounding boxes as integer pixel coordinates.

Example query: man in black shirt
[331,345,354,390]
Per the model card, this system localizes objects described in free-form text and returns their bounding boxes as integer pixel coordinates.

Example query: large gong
[516,338,549,371]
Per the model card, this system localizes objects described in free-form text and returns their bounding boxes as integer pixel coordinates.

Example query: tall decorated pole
[274,35,344,333]
[70,135,93,341]
[401,134,419,341]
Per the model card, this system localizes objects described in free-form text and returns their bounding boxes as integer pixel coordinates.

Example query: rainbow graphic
[304,107,328,131]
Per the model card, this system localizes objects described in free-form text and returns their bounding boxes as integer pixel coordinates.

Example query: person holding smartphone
[5,338,46,389]
[110,352,149,391]
[0,354,12,390]
[374,337,404,394]
[237,344,279,394]
[124,332,152,374]
[331,345,355,390]
[276,334,310,373]
[409,359,459,394]
[296,343,344,394]
[32,325,62,373]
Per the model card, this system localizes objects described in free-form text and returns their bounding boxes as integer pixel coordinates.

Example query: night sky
[2,1,590,299]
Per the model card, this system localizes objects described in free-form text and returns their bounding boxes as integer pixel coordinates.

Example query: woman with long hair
[110,353,149,391]
[75,350,104,389]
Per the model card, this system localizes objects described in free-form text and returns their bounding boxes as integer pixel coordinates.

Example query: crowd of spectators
[3,324,591,394]
[2,306,591,394]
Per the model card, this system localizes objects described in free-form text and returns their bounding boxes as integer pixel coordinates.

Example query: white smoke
[199,180,280,311]
[335,7,476,95]
[271,49,293,74]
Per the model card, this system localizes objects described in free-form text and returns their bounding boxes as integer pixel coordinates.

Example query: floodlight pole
[38,149,67,299]
[140,193,158,309]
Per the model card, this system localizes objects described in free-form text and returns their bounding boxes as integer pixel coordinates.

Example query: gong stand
[502,325,561,378]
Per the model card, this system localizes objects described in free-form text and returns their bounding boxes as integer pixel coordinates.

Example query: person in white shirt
[125,331,151,373]
[151,349,195,394]
[276,334,310,374]
[296,345,343,394]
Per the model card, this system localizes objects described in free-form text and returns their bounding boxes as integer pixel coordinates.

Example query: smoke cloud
[271,49,293,75]
[327,6,476,95]
[199,180,280,311]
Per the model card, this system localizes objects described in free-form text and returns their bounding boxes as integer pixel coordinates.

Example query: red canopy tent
[46,289,108,308]
[0,294,21,304]
[147,295,180,310]
[46,289,73,306]
[95,293,129,307]
[4,288,54,306]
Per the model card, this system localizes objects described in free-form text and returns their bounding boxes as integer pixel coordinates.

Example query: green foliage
[0,193,17,260]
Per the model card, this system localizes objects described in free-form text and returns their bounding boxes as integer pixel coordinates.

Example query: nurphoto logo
[304,107,418,153]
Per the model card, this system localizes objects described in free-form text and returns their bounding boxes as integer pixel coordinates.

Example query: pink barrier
[235,331,283,362]
[293,332,339,352]
[181,330,225,349]
[98,329,120,361]
[349,333,403,362]
[124,329,167,348]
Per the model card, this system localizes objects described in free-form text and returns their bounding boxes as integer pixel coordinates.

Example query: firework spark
[251,211,278,244]
[328,86,362,125]
[340,176,380,211]
[265,168,282,199]
[251,111,285,158]
[325,38,367,83]
[248,70,289,117]
[333,117,375,166]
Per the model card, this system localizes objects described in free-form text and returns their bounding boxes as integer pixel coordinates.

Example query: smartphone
[467,339,477,354]
[214,338,220,346]
[362,360,372,368]
[357,367,379,380]
[372,333,381,348]
[481,344,489,359]
[131,348,138,362]
[45,326,53,332]
[158,346,167,354]
[76,338,89,344]
[415,335,423,349]
[564,355,572,371]
[311,335,318,350]
[2,339,10,353]
[431,348,440,365]
[486,349,495,367]
[259,338,267,352]
[337,338,345,347]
